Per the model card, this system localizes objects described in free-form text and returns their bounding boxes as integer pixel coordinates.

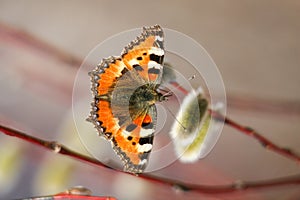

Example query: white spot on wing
[128,59,139,66]
[148,61,162,70]
[140,128,153,137]
[121,130,131,137]
[139,159,147,165]
[155,35,163,41]
[118,60,128,71]
[137,143,152,153]
[149,48,164,56]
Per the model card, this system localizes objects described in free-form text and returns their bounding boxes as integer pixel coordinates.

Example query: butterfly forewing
[122,25,164,85]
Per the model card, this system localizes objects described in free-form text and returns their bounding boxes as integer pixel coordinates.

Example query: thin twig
[19,194,116,200]
[1,124,300,194]
[0,124,113,170]
[227,95,300,116]
[18,185,117,200]
[209,110,300,164]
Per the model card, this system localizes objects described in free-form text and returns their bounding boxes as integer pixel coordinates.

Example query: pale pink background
[0,1,299,199]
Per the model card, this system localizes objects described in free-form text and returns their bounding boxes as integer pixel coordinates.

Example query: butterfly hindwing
[112,105,156,173]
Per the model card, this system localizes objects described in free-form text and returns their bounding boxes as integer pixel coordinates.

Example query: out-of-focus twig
[1,124,300,194]
[227,95,300,116]
[210,110,300,164]
[18,185,117,200]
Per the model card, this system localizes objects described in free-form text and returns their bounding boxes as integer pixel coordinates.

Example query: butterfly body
[128,84,164,108]
[88,25,165,173]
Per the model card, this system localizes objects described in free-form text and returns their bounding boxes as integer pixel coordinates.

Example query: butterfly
[87,25,166,174]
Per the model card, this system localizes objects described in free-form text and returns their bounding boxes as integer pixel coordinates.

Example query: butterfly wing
[88,25,164,173]
[122,25,164,85]
[112,105,157,173]
[88,56,128,139]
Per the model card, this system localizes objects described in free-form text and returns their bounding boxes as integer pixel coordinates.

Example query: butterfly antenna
[164,105,187,131]
[163,74,196,97]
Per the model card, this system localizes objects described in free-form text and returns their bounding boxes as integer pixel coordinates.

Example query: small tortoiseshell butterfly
[87,25,166,173]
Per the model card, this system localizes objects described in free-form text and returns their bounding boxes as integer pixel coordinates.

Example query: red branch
[30,194,116,200]
[210,110,300,164]
[20,186,117,199]
[1,123,300,194]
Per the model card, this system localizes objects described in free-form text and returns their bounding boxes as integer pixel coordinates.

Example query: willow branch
[210,110,300,164]
[1,124,300,194]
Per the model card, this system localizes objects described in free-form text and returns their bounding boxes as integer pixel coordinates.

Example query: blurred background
[0,0,300,199]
